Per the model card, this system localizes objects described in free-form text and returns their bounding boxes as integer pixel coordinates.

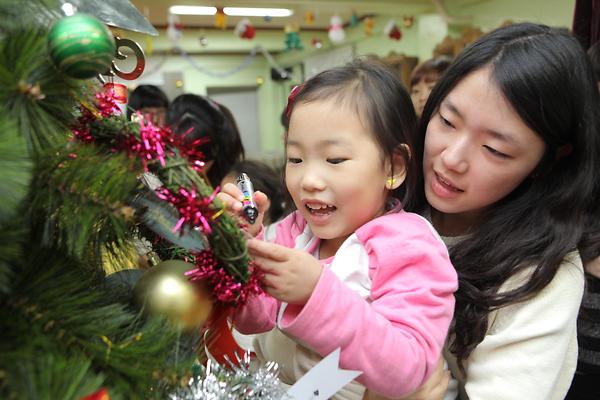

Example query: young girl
[218,60,458,399]
[382,23,600,400]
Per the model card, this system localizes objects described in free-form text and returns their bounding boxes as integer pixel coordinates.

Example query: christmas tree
[0,0,264,398]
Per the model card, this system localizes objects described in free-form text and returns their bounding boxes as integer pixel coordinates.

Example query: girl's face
[423,67,546,234]
[411,77,437,118]
[286,99,402,255]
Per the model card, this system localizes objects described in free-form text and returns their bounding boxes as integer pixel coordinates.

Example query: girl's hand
[362,357,450,400]
[247,239,323,304]
[216,182,270,237]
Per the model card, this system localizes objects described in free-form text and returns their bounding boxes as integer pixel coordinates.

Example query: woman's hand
[247,238,323,304]
[363,357,450,400]
[216,182,270,237]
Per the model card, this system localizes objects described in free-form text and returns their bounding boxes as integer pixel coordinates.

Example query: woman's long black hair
[410,23,600,368]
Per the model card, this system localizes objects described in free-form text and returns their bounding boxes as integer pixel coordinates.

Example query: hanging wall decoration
[364,17,374,36]
[328,15,345,44]
[384,20,402,40]
[284,23,303,50]
[234,18,256,40]
[350,11,359,27]
[403,15,415,28]
[199,35,209,47]
[215,7,227,29]
[305,10,314,25]
[166,13,183,43]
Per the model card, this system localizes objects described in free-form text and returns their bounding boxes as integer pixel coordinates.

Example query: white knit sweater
[444,251,584,399]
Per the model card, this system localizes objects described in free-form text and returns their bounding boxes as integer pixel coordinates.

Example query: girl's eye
[327,158,347,164]
[483,145,510,159]
[439,114,454,128]
[287,157,302,164]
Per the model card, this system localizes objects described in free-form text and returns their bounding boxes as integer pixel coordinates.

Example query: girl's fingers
[221,182,244,200]
[247,239,288,262]
[252,254,280,274]
[216,192,243,212]
[260,272,278,288]
[254,191,270,214]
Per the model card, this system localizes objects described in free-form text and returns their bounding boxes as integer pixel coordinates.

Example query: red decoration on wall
[384,20,402,41]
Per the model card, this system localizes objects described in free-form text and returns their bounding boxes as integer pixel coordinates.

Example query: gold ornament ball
[134,260,213,331]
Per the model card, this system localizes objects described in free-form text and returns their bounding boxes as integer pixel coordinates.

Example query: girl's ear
[385,144,410,190]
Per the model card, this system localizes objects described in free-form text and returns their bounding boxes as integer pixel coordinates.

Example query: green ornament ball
[47,13,116,79]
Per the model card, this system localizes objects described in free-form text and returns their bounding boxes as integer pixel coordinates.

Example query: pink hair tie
[286,84,304,118]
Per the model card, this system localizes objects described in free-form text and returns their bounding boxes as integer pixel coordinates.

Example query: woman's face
[423,67,546,234]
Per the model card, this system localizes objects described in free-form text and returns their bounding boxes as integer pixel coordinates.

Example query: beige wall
[123,0,576,159]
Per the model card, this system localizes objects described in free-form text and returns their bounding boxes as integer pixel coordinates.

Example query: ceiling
[130,0,437,31]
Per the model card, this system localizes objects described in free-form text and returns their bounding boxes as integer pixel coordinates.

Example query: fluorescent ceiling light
[169,6,217,15]
[224,7,294,17]
[169,5,293,17]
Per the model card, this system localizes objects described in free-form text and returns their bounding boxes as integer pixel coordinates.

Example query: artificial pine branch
[3,355,105,400]
[0,27,82,154]
[160,158,251,282]
[30,141,140,262]
[0,249,195,398]
[0,0,59,35]
[0,1,257,397]
[0,115,31,225]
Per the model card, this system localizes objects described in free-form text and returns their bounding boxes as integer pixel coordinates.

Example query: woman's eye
[287,157,302,164]
[327,158,347,164]
[483,145,510,159]
[439,114,454,128]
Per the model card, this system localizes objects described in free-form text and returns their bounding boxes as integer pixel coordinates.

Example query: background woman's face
[423,67,545,230]
[411,78,437,118]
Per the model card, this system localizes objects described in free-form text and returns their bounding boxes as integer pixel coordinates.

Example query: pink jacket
[234,209,457,397]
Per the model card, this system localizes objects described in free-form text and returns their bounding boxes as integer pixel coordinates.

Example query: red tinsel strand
[155,186,218,234]
[71,106,97,143]
[185,250,263,305]
[172,127,210,173]
[120,112,175,170]
[95,89,122,117]
[71,89,122,142]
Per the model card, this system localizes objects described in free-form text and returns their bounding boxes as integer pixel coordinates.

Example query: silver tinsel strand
[169,353,291,400]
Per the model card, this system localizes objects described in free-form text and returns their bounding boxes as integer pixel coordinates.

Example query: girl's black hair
[284,58,419,209]
[166,94,245,186]
[126,84,169,120]
[411,23,600,368]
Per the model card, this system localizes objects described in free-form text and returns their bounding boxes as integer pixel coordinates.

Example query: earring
[386,177,397,188]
